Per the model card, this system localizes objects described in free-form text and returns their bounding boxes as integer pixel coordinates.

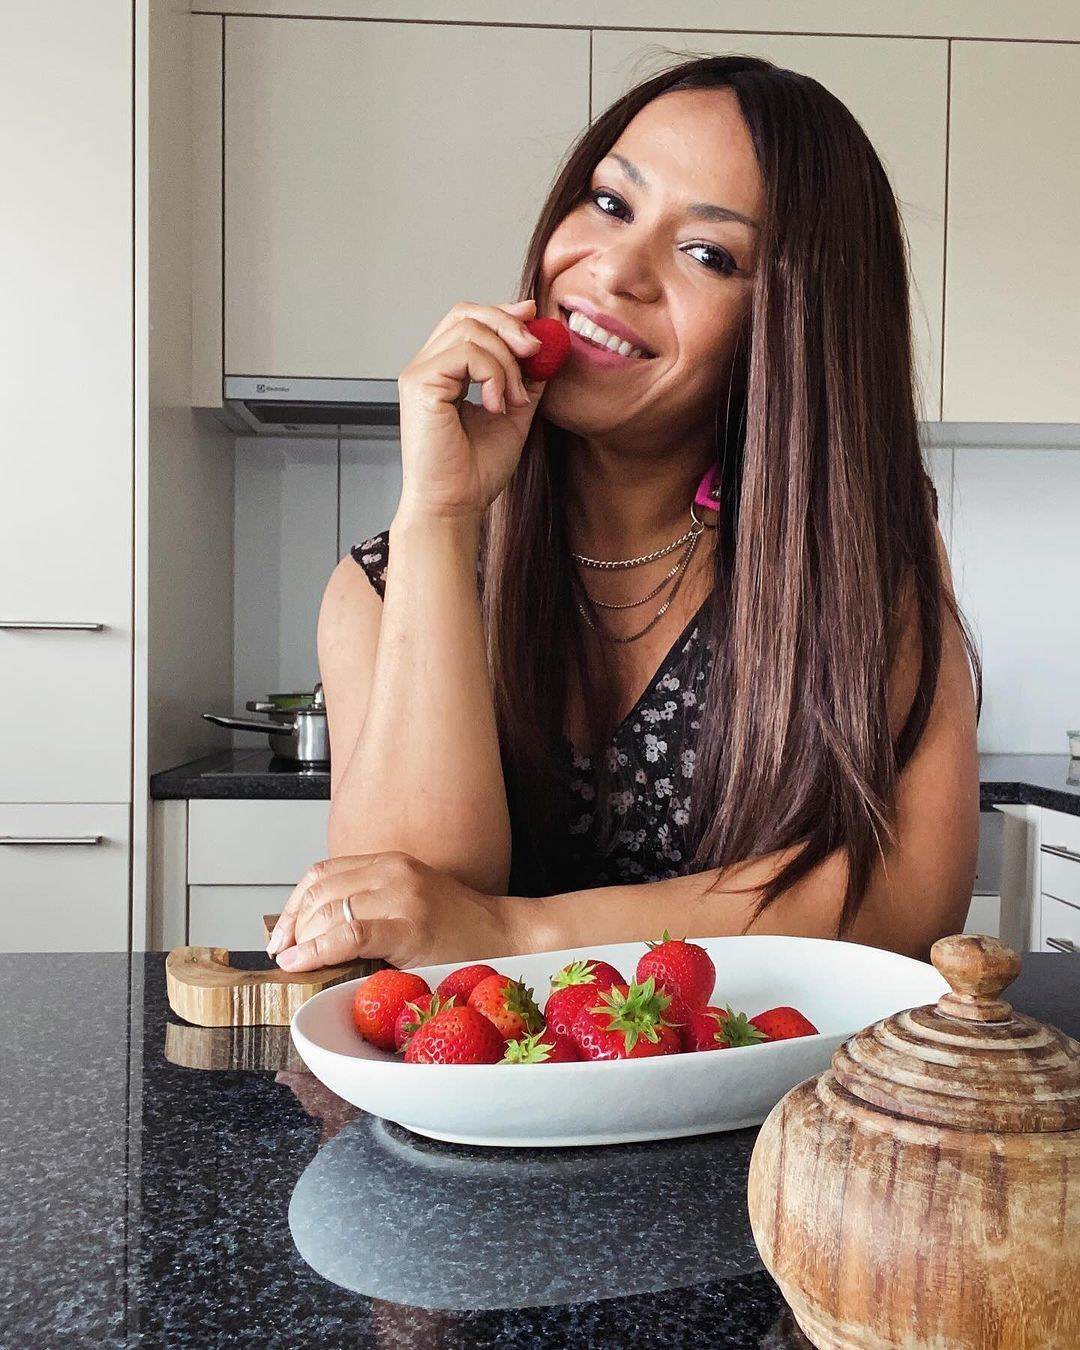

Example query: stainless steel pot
[202,684,329,766]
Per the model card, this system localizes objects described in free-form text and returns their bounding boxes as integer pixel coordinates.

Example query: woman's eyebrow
[606,152,760,231]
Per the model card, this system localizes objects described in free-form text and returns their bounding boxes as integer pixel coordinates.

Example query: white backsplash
[232,430,1079,753]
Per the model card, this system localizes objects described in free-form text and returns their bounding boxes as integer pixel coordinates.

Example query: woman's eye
[684,243,738,277]
[589,188,627,218]
[587,190,738,276]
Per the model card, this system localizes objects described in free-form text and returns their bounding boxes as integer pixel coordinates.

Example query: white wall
[944,444,1080,753]
[231,435,401,715]
[229,428,1079,754]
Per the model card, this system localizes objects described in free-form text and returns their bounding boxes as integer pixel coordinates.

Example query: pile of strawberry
[351,932,818,1066]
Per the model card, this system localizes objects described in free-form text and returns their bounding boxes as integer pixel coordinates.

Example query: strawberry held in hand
[518,317,570,382]
[571,978,682,1061]
[636,930,716,1010]
[403,1005,505,1065]
[352,968,431,1052]
[544,958,625,1039]
[467,973,544,1041]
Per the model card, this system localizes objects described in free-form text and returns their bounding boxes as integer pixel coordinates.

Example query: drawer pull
[1042,844,1080,865]
[0,621,105,632]
[0,835,104,846]
[1046,937,1079,954]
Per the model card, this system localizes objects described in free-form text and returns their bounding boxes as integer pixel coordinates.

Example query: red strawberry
[393,991,456,1053]
[636,930,716,1010]
[468,973,544,1041]
[749,1006,819,1042]
[571,978,683,1061]
[544,958,624,1038]
[435,962,500,1003]
[519,317,571,382]
[403,1005,506,1064]
[501,1030,580,1064]
[684,1004,765,1051]
[352,969,431,1052]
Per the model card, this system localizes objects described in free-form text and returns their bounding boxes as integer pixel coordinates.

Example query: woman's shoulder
[349,528,391,599]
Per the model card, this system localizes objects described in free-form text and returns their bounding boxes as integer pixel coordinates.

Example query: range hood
[221,375,482,439]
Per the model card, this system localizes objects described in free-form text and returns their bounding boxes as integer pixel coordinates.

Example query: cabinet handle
[1042,844,1080,865]
[0,835,104,846]
[0,621,105,631]
[1046,937,1079,954]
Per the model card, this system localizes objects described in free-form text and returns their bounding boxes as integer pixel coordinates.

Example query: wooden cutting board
[165,944,382,1028]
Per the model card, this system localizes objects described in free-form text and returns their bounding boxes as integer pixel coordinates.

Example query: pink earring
[694,463,722,510]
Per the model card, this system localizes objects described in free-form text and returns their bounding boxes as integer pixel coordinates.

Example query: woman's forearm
[512,855,808,954]
[511,848,944,963]
[328,510,511,893]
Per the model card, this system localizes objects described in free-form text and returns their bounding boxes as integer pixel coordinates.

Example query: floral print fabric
[350,530,715,893]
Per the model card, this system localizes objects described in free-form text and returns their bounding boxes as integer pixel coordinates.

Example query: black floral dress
[350,530,716,895]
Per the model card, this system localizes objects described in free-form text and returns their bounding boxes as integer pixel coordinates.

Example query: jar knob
[930,933,1022,1022]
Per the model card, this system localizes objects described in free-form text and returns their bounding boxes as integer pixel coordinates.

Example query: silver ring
[341,895,354,924]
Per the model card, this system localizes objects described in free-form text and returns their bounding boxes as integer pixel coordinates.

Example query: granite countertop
[3,949,1078,1346]
[151,749,1080,815]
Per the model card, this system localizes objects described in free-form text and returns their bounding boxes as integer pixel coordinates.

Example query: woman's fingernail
[276,948,300,970]
[266,931,281,956]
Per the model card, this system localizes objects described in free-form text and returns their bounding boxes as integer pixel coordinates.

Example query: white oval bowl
[290,934,947,1148]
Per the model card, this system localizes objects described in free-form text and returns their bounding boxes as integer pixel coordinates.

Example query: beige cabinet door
[592,34,949,421]
[0,805,130,952]
[224,18,589,380]
[0,4,133,802]
[944,42,1080,422]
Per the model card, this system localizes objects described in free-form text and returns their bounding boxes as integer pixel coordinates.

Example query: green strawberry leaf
[716,1004,767,1047]
[550,959,599,990]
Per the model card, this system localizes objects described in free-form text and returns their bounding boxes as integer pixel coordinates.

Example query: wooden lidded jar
[747,935,1080,1349]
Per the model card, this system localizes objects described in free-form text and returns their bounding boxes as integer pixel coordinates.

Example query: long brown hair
[480,53,980,932]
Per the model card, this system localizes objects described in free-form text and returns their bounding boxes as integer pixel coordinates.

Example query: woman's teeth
[566,309,648,359]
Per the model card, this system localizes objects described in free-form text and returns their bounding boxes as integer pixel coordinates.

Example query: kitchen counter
[3,949,1077,1346]
[152,749,1080,814]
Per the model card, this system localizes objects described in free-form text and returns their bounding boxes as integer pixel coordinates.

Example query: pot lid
[831,935,1080,1133]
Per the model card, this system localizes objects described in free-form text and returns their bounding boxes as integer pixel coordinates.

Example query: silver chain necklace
[575,527,702,644]
[570,504,703,571]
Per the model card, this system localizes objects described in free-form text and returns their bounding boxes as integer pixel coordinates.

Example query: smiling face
[537,87,764,458]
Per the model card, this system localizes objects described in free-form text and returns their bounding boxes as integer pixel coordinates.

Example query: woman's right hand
[396,297,553,521]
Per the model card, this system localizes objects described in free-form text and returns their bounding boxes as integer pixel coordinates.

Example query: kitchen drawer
[1039,893,1080,954]
[187,800,330,885]
[1039,848,1080,908]
[0,804,130,952]
[1040,809,1080,860]
[188,885,292,949]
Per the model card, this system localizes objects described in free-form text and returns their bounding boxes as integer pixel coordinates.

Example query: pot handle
[202,712,297,735]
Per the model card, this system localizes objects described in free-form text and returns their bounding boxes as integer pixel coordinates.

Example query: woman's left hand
[265,852,531,972]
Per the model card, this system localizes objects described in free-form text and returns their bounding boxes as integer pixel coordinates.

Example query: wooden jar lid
[831,935,1080,1132]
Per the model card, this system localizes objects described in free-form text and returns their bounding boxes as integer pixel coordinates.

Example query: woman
[267,54,980,973]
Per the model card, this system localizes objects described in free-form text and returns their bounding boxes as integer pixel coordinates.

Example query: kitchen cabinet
[0,805,131,952]
[943,42,1080,422]
[154,799,332,945]
[222,18,590,382]
[592,32,949,422]
[1038,808,1080,951]
[1,4,134,804]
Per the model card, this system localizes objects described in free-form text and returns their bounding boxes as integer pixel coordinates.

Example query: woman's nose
[588,239,662,304]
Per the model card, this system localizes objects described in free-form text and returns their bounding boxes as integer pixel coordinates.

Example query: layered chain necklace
[571,502,708,644]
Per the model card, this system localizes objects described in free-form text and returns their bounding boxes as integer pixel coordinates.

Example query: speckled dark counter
[3,950,1077,1347]
[151,750,1080,815]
